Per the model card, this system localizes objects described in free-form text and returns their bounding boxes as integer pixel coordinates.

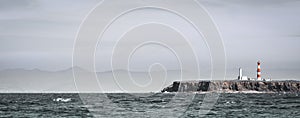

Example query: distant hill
[0,67,196,93]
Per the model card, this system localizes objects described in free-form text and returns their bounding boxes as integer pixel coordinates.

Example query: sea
[0,93,299,118]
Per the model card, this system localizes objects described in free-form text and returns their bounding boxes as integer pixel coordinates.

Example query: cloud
[0,0,38,11]
[0,0,299,73]
[199,0,299,8]
[287,34,300,38]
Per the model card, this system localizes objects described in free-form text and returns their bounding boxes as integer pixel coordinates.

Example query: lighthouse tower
[257,61,262,81]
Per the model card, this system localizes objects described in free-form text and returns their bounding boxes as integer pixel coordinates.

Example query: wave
[53,98,72,102]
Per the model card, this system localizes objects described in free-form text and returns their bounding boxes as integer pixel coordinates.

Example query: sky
[0,0,300,81]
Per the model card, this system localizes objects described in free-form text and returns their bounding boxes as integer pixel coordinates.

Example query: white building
[238,68,248,80]
[263,78,272,81]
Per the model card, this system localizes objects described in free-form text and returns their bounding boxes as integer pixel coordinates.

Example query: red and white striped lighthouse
[257,61,261,81]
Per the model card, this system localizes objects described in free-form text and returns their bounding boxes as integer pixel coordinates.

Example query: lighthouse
[257,61,261,81]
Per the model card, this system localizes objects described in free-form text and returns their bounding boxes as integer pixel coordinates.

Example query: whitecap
[53,98,72,102]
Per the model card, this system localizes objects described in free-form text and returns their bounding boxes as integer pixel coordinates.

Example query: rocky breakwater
[161,80,300,93]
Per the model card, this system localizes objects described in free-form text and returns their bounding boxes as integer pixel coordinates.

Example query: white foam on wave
[53,98,72,102]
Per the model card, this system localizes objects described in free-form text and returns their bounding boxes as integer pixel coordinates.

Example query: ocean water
[0,93,299,117]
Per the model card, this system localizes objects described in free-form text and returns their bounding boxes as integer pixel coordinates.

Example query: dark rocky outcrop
[161,80,300,93]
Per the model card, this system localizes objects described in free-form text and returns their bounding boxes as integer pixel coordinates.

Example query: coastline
[161,80,300,93]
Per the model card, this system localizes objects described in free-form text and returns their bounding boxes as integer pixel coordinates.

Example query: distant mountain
[0,67,77,92]
[0,67,199,93]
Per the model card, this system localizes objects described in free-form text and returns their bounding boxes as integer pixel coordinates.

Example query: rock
[161,80,300,93]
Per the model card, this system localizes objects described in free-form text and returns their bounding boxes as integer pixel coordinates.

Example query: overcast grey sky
[0,0,299,80]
